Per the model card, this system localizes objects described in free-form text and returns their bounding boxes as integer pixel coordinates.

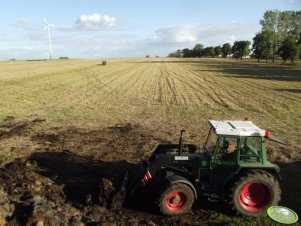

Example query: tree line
[168,10,301,63]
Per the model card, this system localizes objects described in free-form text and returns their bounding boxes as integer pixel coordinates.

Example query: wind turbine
[43,17,56,60]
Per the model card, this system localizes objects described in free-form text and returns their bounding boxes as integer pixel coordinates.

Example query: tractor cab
[205,120,272,164]
[204,120,281,193]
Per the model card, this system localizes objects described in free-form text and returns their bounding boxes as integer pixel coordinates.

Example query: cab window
[240,137,262,162]
[205,127,218,153]
[216,136,238,161]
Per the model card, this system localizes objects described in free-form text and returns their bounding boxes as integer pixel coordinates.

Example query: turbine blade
[49,24,56,27]
[43,17,49,25]
[44,25,48,31]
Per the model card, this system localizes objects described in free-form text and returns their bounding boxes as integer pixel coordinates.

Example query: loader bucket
[111,161,149,208]
[111,171,129,208]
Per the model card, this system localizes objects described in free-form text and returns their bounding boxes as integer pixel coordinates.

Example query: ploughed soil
[0,117,300,226]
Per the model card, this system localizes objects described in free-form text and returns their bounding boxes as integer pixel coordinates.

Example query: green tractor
[119,120,284,217]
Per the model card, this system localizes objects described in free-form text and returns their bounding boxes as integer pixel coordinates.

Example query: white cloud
[150,25,199,43]
[75,13,117,30]
[148,22,261,48]
[9,19,32,27]
[286,0,301,4]
[21,46,32,50]
[0,47,45,60]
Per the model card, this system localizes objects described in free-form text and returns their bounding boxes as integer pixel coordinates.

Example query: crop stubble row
[0,58,300,150]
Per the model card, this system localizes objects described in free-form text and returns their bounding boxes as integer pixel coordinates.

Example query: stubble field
[0,58,300,225]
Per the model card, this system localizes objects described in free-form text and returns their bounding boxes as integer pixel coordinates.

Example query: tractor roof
[209,120,266,137]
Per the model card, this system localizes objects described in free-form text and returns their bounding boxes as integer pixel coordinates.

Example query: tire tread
[229,169,281,217]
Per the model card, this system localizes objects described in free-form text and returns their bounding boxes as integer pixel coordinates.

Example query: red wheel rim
[166,192,186,211]
[239,182,271,212]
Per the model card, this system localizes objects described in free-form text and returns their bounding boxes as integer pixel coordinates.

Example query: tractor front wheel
[158,183,194,215]
[229,170,281,217]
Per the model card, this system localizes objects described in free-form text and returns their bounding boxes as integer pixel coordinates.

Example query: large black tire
[158,183,194,215]
[229,170,281,217]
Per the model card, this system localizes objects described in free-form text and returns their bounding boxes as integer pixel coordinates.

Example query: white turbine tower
[43,17,56,60]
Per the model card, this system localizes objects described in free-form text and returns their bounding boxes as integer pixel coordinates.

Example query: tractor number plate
[175,156,189,160]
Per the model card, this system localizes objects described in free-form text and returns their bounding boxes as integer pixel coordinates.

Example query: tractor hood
[268,135,287,145]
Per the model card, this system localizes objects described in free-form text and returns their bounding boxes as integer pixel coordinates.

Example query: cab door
[209,136,240,193]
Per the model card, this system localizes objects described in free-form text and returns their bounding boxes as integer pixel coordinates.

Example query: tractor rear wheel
[229,170,281,217]
[158,183,194,215]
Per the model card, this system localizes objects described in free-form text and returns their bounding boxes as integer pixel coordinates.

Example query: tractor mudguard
[266,164,282,180]
[165,174,197,199]
[240,165,282,180]
[226,165,282,185]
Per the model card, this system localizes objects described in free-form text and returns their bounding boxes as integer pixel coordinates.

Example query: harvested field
[0,58,300,225]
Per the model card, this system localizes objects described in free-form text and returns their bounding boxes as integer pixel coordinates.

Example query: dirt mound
[0,152,134,225]
[0,119,222,225]
[0,152,223,226]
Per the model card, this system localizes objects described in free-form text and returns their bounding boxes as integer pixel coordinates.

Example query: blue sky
[0,0,300,59]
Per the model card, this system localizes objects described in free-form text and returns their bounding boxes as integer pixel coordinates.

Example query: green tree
[294,11,301,37]
[232,41,251,60]
[193,44,204,57]
[203,47,215,57]
[278,35,299,63]
[259,10,301,62]
[252,32,272,62]
[297,33,301,59]
[208,47,215,57]
[168,49,183,58]
[260,10,281,62]
[182,48,193,58]
[278,11,301,39]
[221,43,232,58]
[214,46,222,57]
[252,33,263,62]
